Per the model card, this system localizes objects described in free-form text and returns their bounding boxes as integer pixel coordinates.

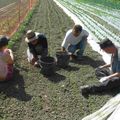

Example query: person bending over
[25,30,48,66]
[81,38,120,96]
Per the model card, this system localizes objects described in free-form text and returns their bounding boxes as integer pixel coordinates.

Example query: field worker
[0,36,14,81]
[25,30,48,66]
[81,38,120,96]
[61,24,89,60]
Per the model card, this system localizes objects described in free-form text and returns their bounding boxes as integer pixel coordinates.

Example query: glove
[99,76,109,83]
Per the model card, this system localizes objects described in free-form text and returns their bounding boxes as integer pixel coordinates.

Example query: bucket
[39,56,56,76]
[56,51,70,68]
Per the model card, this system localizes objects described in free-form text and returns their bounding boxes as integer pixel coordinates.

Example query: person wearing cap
[25,30,48,66]
[81,38,120,96]
[0,35,14,81]
[61,24,89,60]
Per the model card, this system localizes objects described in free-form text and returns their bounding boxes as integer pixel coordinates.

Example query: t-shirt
[61,29,89,49]
[111,46,120,73]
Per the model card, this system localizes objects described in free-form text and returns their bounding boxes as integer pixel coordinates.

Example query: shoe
[80,85,90,96]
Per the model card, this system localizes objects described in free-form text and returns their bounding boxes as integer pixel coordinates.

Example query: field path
[0,0,115,120]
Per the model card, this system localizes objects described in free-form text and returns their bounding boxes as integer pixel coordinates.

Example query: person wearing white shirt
[61,25,89,60]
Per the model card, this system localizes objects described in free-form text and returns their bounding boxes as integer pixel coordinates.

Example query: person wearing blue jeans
[61,24,89,60]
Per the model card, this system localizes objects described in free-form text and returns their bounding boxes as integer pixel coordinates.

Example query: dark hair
[99,38,114,49]
[73,25,82,33]
[0,36,10,48]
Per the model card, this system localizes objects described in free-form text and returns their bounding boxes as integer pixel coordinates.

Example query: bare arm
[99,64,111,69]
[107,72,120,79]
[5,49,14,64]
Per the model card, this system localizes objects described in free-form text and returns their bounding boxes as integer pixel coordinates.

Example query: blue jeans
[67,38,87,58]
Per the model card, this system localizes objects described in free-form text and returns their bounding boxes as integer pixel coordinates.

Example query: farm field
[76,0,120,9]
[0,0,17,8]
[58,0,120,45]
[0,0,120,120]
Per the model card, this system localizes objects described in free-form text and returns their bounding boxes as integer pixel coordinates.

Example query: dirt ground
[0,0,119,120]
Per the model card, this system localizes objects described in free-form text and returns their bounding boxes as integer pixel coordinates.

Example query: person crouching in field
[0,36,14,81]
[81,38,120,96]
[61,24,89,60]
[25,30,48,67]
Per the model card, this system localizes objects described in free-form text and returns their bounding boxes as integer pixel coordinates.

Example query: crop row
[71,1,120,32]
[61,0,120,34]
[56,0,120,44]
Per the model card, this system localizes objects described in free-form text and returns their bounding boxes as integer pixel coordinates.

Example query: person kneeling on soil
[61,24,89,60]
[25,30,48,67]
[0,36,14,81]
[81,38,120,96]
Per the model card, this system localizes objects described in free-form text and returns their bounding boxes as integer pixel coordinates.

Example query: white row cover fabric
[82,94,120,120]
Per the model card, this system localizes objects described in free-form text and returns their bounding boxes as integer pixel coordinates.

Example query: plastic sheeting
[82,93,120,120]
[53,0,111,64]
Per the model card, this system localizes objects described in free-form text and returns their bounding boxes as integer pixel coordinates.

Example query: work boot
[80,85,91,96]
[80,84,99,97]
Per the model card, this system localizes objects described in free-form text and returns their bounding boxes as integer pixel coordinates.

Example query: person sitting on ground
[0,36,14,81]
[61,24,89,60]
[25,30,48,66]
[81,38,120,96]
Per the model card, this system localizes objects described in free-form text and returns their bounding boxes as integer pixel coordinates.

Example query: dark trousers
[89,67,120,93]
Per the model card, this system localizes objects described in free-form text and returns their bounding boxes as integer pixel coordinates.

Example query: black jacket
[28,33,48,58]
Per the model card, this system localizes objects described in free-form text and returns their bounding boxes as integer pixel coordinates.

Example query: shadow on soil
[63,65,80,71]
[71,56,105,68]
[0,68,32,101]
[56,65,80,72]
[45,73,66,83]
